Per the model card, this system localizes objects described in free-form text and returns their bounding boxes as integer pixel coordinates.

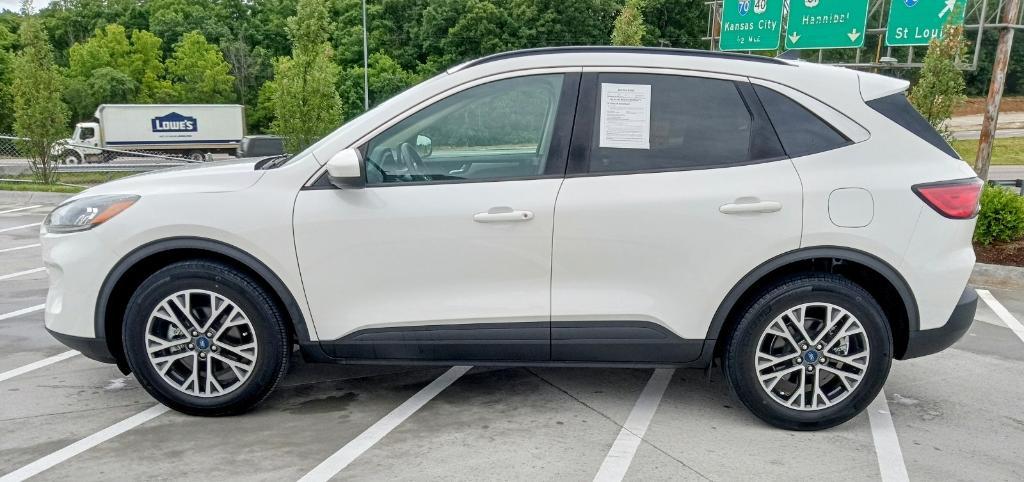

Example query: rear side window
[754,85,850,158]
[866,93,959,159]
[587,74,782,174]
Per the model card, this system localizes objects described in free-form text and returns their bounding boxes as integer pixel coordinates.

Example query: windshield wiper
[256,154,292,170]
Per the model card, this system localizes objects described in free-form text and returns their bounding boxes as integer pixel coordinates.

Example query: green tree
[268,0,343,152]
[611,0,645,46]
[909,22,967,140]
[65,24,174,120]
[166,30,236,103]
[0,22,16,133]
[12,0,69,184]
[337,52,420,117]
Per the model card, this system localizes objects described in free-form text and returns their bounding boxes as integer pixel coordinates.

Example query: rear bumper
[901,287,977,359]
[46,328,117,363]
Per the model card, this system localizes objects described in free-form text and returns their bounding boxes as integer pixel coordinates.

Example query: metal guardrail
[990,179,1024,195]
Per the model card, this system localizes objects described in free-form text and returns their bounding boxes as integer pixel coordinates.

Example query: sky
[1,1,53,13]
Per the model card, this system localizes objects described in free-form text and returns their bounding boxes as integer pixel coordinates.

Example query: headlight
[43,194,140,234]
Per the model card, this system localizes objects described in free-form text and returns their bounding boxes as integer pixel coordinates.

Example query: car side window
[753,84,850,158]
[364,74,565,185]
[587,73,763,174]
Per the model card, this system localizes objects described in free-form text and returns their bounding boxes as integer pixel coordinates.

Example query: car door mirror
[326,148,365,189]
[416,135,432,158]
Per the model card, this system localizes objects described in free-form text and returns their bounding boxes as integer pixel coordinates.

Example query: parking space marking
[0,243,40,253]
[0,205,43,215]
[0,350,78,383]
[0,267,45,281]
[298,365,472,482]
[0,304,44,321]
[867,389,910,482]
[593,368,674,482]
[0,222,40,234]
[0,404,169,482]
[977,289,1024,344]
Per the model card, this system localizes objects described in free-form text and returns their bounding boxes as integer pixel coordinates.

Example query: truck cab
[55,122,102,164]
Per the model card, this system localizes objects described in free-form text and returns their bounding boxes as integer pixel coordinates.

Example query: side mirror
[326,148,365,189]
[416,134,432,157]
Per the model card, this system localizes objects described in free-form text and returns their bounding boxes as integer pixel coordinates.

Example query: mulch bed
[955,97,1024,116]
[975,239,1024,267]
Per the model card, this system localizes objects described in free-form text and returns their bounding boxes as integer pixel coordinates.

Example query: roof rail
[449,46,791,73]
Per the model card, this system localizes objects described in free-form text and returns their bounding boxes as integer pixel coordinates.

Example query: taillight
[912,178,983,219]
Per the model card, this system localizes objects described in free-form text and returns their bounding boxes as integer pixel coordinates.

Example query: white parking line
[977,289,1024,344]
[0,404,169,482]
[0,205,42,215]
[298,365,472,482]
[0,222,41,234]
[0,267,45,281]
[593,368,674,482]
[0,243,41,253]
[0,350,79,383]
[0,304,44,321]
[867,389,910,482]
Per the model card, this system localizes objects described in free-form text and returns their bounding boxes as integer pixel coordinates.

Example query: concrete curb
[970,262,1024,290]
[0,190,74,205]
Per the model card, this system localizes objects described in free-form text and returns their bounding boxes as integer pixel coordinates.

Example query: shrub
[974,185,1024,245]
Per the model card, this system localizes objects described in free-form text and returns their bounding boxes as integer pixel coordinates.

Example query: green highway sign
[719,0,785,51]
[886,0,967,46]
[785,0,870,49]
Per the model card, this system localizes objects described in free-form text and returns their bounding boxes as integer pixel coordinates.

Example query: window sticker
[599,83,652,149]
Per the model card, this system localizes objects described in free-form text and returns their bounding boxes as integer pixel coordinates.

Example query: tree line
[0,0,1020,153]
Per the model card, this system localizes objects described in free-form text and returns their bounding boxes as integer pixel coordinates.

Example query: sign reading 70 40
[886,0,967,46]
[719,0,785,51]
[785,0,870,50]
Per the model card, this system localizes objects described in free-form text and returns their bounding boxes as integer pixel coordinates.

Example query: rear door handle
[719,200,782,214]
[473,207,534,223]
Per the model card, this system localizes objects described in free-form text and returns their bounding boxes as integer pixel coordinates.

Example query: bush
[975,185,1024,245]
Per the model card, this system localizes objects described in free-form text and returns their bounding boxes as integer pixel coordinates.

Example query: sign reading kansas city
[785,0,870,49]
[719,0,785,51]
[886,0,967,46]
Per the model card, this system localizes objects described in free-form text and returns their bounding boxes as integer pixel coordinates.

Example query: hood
[77,158,265,198]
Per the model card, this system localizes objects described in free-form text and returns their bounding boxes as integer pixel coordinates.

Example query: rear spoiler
[858,72,910,101]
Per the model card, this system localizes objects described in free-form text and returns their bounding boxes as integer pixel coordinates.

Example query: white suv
[42,47,981,430]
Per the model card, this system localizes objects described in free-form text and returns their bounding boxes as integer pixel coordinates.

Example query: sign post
[784,0,870,49]
[886,0,968,46]
[719,0,785,51]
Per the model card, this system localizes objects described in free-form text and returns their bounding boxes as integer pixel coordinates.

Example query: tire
[722,274,892,431]
[59,150,82,165]
[188,150,207,162]
[123,260,290,416]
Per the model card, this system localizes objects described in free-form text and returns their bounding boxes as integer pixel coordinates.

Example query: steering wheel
[399,142,425,176]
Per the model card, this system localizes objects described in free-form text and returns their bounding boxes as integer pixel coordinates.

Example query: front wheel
[123,261,289,416]
[723,274,892,430]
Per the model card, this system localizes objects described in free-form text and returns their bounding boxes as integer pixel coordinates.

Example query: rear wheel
[123,260,289,416]
[188,150,208,162]
[723,274,892,430]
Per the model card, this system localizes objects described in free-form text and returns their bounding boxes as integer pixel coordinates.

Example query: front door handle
[473,207,534,223]
[719,200,782,214]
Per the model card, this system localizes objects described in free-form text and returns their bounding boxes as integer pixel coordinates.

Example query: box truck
[55,104,246,163]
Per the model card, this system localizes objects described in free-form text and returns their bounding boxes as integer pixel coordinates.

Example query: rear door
[550,70,804,363]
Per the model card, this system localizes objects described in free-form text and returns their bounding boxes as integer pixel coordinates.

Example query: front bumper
[46,328,116,363]
[901,286,977,359]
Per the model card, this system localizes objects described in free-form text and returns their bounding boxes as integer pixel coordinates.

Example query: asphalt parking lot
[1,202,1023,481]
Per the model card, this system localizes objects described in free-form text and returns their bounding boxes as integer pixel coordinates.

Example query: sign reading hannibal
[719,0,783,51]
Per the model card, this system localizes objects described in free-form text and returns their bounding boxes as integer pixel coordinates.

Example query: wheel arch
[707,246,918,360]
[96,237,313,373]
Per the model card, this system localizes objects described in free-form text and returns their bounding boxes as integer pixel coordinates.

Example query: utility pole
[975,0,1020,181]
[362,0,369,112]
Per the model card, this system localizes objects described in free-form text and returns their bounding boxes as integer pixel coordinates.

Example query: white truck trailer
[56,104,246,163]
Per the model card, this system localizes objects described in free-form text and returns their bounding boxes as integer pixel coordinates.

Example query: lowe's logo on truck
[151,112,198,133]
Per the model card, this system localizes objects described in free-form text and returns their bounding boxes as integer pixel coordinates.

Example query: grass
[951,137,1024,166]
[0,171,137,194]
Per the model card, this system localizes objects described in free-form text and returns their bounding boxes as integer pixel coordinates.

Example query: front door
[294,72,579,361]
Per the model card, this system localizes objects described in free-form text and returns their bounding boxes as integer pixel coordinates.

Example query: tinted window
[754,85,850,157]
[588,74,758,173]
[867,93,959,159]
[364,74,564,185]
